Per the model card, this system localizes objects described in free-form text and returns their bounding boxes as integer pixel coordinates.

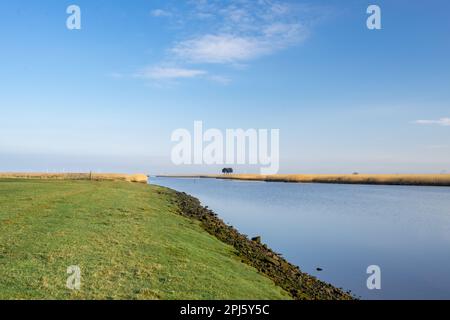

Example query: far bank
[157,174,450,187]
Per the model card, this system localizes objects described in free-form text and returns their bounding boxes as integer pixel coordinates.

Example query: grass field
[160,174,450,187]
[0,179,290,300]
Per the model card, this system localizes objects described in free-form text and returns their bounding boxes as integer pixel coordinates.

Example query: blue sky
[1,0,449,174]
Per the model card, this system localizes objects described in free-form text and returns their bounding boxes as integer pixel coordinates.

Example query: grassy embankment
[0,178,293,300]
[160,174,450,187]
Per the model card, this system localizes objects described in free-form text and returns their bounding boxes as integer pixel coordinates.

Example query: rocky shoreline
[165,189,354,300]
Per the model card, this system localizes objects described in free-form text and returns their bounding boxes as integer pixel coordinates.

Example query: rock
[251,236,261,243]
[264,256,280,266]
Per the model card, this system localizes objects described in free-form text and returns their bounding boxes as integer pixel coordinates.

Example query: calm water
[150,177,450,299]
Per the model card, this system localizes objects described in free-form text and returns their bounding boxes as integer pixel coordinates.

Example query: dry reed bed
[160,174,450,187]
[0,173,148,183]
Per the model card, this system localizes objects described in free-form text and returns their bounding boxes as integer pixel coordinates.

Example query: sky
[0,0,449,174]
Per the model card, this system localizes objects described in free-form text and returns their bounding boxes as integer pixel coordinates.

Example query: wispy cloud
[140,1,326,85]
[169,1,311,64]
[427,145,449,149]
[150,9,172,17]
[108,72,125,79]
[172,25,306,64]
[208,74,232,85]
[415,118,450,126]
[172,34,264,64]
[135,67,207,80]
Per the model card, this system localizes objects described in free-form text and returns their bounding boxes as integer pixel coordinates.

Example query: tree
[222,168,234,174]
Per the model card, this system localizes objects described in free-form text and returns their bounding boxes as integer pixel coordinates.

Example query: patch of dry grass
[222,174,450,186]
[0,173,148,183]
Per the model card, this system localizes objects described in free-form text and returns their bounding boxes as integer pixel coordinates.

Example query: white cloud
[208,75,232,85]
[172,34,265,64]
[167,1,311,64]
[151,9,172,17]
[171,21,306,64]
[428,145,449,149]
[135,67,207,80]
[415,118,450,126]
[133,1,322,85]
[108,72,124,79]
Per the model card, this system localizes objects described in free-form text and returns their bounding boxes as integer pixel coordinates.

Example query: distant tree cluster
[222,168,233,174]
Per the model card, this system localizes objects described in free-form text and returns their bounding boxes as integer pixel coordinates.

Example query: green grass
[0,179,291,300]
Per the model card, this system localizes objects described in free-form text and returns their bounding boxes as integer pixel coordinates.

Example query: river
[150,176,450,299]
